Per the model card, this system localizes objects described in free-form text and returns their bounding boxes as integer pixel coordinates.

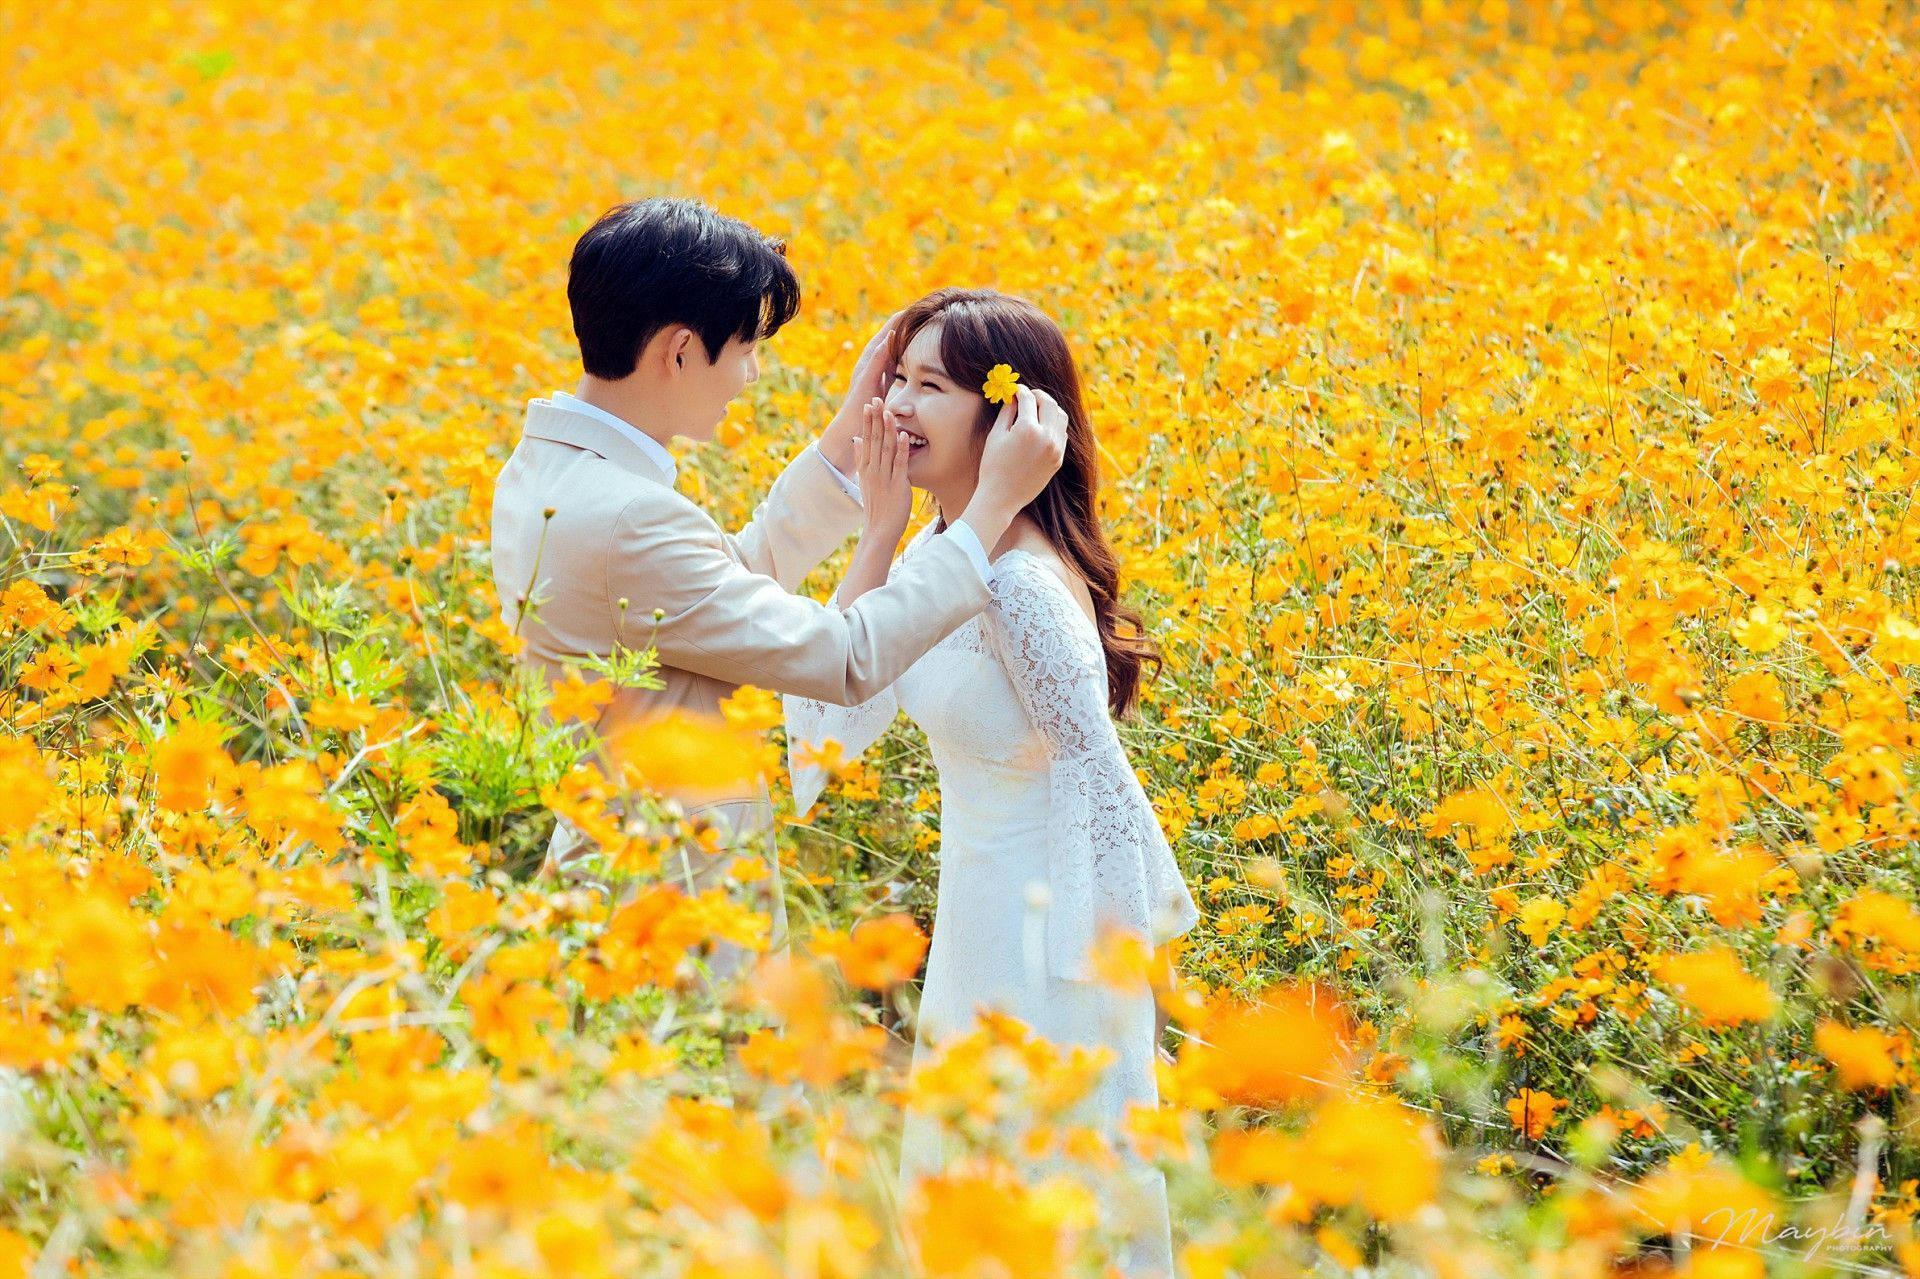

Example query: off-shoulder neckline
[915,527,1086,608]
[913,524,1047,572]
[987,546,1101,629]
[989,545,1044,569]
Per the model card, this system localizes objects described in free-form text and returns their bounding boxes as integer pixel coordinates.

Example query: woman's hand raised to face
[853,397,913,546]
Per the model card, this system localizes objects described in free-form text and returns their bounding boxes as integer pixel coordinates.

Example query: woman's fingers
[1032,387,1067,432]
[989,394,1015,435]
[879,406,899,480]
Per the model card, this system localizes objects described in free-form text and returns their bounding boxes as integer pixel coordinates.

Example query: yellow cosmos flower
[1873,612,1920,665]
[981,363,1021,405]
[1730,605,1790,654]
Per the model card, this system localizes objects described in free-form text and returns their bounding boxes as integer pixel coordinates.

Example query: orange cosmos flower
[831,913,929,990]
[904,1158,1085,1278]
[1505,1087,1570,1141]
[1649,947,1777,1027]
[1178,981,1357,1108]
[1814,1020,1899,1090]
[604,710,770,803]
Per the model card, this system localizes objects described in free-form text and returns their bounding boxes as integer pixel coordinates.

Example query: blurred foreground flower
[1174,981,1357,1109]
[1629,1147,1779,1258]
[1814,1020,1900,1090]
[905,1155,1092,1278]
[604,710,773,804]
[811,913,930,990]
[1212,1092,1443,1223]
[735,951,886,1087]
[1649,947,1777,1027]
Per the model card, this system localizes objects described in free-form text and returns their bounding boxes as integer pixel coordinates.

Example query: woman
[784,288,1200,1276]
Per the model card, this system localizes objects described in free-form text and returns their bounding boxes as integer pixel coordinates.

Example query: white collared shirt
[545,389,994,585]
[550,390,681,484]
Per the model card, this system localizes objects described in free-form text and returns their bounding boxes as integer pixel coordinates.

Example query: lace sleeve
[985,554,1200,983]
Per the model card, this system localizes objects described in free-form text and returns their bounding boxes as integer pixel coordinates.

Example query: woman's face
[884,322,988,496]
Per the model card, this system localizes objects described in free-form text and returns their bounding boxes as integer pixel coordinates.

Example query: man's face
[674,331,760,443]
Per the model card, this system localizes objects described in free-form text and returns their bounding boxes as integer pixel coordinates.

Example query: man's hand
[956,385,1068,552]
[819,312,902,476]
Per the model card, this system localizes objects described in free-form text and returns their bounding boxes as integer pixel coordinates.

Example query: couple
[489,197,1199,1275]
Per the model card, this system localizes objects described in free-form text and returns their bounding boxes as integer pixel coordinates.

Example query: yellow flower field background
[4,0,1920,1273]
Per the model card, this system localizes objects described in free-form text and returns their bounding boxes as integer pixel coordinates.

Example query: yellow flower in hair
[981,363,1021,404]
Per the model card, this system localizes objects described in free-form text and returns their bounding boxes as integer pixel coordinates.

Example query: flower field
[5,0,1920,1273]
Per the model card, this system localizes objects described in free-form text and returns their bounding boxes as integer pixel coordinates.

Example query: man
[489,197,1066,974]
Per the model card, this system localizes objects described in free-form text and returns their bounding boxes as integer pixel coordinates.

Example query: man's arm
[719,443,863,589]
[618,379,1070,704]
[613,493,990,705]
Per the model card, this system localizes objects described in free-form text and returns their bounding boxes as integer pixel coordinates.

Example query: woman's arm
[985,555,1200,984]
[834,398,914,608]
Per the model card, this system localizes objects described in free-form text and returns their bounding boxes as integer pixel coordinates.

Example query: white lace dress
[785,528,1200,1277]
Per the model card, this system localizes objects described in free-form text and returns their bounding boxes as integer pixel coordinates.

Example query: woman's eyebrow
[905,360,952,381]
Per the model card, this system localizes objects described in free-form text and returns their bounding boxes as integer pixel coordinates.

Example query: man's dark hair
[566,197,801,379]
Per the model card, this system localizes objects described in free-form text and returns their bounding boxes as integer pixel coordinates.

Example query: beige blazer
[490,397,990,878]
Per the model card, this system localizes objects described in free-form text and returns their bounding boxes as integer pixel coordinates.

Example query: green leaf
[182,49,234,80]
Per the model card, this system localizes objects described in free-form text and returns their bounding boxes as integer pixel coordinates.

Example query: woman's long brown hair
[886,287,1162,718]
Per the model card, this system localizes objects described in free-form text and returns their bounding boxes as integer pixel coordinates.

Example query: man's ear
[666,326,694,373]
[638,325,693,378]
